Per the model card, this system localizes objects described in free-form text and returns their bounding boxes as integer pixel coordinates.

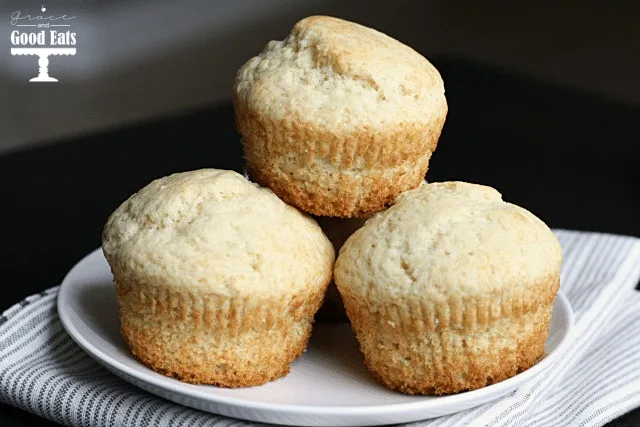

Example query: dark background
[0,1,638,426]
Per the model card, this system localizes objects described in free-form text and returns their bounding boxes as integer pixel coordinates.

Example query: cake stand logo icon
[9,5,77,82]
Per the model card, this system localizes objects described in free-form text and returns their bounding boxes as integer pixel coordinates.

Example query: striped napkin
[1,230,639,427]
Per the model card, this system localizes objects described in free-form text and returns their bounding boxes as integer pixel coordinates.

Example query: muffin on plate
[102,169,334,387]
[233,16,447,218]
[334,182,562,394]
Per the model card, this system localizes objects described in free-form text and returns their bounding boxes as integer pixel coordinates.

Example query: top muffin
[234,16,447,218]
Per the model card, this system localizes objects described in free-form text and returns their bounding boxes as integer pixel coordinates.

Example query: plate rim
[58,247,575,418]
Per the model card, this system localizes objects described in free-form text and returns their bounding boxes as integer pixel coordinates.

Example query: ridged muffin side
[334,182,563,394]
[102,169,335,386]
[339,276,559,394]
[234,16,447,217]
[116,281,325,386]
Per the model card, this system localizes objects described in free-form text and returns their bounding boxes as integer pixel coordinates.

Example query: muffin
[102,169,335,387]
[233,16,447,218]
[334,182,562,394]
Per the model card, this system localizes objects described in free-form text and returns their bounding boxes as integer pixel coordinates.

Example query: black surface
[0,57,638,426]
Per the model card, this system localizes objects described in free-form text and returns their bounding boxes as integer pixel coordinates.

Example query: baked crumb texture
[334,181,563,394]
[234,16,448,218]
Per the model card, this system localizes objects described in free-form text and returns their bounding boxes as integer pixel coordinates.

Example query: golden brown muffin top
[102,169,334,296]
[335,182,562,298]
[234,16,446,131]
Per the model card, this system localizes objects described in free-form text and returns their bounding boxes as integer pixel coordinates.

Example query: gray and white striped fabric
[1,230,639,427]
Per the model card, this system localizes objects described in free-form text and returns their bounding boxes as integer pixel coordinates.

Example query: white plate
[58,249,574,426]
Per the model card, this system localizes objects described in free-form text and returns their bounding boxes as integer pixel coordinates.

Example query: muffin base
[235,95,447,218]
[246,155,432,218]
[364,304,552,395]
[116,280,325,387]
[340,275,560,395]
[120,321,310,387]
